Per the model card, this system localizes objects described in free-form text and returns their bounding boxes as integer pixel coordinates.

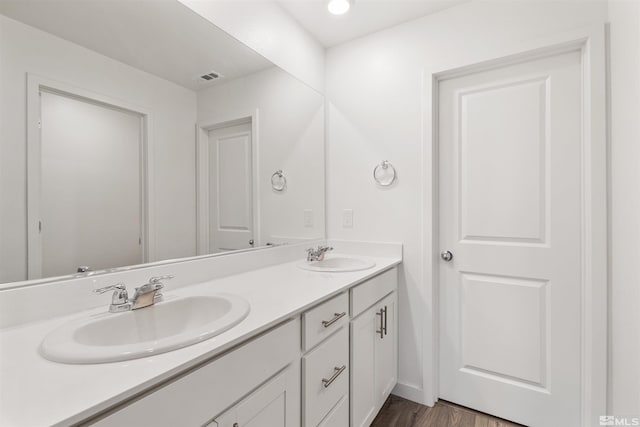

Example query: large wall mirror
[0,0,325,286]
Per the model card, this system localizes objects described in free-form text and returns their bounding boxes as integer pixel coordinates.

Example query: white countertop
[0,255,401,427]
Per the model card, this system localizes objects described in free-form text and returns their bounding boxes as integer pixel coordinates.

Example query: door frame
[422,24,607,425]
[26,73,154,279]
[196,110,260,255]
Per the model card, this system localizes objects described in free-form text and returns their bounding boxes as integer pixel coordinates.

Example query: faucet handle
[149,275,174,285]
[94,283,127,294]
[94,283,128,305]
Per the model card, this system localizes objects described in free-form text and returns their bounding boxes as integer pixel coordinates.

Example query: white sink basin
[297,255,376,272]
[40,294,250,364]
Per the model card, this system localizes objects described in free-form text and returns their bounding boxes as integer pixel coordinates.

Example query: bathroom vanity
[0,242,401,427]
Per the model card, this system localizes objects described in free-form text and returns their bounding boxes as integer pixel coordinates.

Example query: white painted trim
[392,382,424,404]
[26,73,154,279]
[196,110,260,255]
[422,24,608,425]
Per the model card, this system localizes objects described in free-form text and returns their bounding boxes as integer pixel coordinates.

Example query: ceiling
[0,0,273,90]
[277,0,469,47]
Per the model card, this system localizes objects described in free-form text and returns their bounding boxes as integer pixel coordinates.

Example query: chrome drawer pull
[322,312,346,328]
[383,305,388,336]
[322,365,346,388]
[376,308,384,339]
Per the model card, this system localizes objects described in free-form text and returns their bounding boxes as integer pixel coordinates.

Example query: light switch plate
[303,209,313,227]
[342,209,353,228]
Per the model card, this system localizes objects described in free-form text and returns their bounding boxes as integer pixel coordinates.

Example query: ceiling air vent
[200,71,221,81]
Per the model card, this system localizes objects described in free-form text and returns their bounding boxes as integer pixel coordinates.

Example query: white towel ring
[373,160,396,187]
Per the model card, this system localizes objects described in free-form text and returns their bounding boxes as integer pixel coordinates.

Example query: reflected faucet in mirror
[306,246,334,262]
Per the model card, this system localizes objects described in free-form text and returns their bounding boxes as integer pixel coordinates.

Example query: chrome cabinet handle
[441,251,453,262]
[322,365,346,388]
[376,308,384,338]
[322,312,346,328]
[383,305,388,336]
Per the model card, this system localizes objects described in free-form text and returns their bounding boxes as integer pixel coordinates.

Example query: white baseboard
[392,382,427,406]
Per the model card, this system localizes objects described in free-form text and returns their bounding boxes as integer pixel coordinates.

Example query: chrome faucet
[131,275,173,310]
[94,275,174,313]
[306,245,334,262]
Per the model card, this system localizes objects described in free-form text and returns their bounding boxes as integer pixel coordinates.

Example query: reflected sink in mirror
[297,255,376,272]
[40,294,250,364]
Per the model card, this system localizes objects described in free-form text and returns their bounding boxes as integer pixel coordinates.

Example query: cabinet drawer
[350,267,397,317]
[303,327,349,427]
[318,395,348,427]
[302,292,348,351]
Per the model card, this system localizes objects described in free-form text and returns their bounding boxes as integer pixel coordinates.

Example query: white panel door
[439,50,583,426]
[39,91,142,278]
[208,123,253,252]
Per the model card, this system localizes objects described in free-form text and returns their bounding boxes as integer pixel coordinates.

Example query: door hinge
[38,221,42,233]
[37,119,41,129]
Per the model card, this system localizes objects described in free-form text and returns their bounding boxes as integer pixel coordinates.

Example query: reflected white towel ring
[373,160,396,186]
[271,170,286,191]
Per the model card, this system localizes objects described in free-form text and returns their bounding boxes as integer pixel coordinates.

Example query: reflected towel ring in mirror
[373,160,396,187]
[271,170,287,191]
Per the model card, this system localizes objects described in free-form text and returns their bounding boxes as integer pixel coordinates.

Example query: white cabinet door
[375,292,397,402]
[350,292,397,427]
[212,363,299,427]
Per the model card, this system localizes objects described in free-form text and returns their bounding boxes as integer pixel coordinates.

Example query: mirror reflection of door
[207,122,254,253]
[37,91,143,278]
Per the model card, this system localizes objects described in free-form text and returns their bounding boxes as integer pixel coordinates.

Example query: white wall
[177,0,325,93]
[325,0,610,405]
[0,16,198,283]
[608,0,640,417]
[198,67,325,245]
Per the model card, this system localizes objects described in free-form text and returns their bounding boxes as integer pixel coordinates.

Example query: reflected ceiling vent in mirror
[197,71,224,86]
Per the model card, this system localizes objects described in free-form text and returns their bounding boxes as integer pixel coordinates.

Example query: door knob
[441,251,453,262]
[248,239,254,247]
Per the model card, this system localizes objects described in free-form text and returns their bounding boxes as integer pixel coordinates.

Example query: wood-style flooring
[371,395,525,427]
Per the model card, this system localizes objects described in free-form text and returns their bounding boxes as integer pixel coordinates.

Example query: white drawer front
[350,267,397,317]
[317,395,348,427]
[302,292,348,352]
[303,327,349,427]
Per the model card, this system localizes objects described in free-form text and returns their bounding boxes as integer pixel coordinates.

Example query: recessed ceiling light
[328,0,352,15]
